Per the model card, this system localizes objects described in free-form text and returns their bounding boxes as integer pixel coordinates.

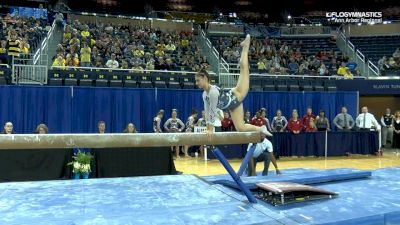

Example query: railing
[197,27,234,87]
[336,27,379,77]
[33,20,56,66]
[218,58,233,88]
[12,55,48,85]
[50,66,216,76]
[368,60,380,76]
[197,27,220,75]
[52,65,368,80]
[354,49,367,76]
[220,72,367,81]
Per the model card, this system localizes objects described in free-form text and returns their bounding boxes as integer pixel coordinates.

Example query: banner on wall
[336,79,400,95]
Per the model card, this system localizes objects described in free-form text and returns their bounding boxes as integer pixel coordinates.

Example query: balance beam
[0,132,262,149]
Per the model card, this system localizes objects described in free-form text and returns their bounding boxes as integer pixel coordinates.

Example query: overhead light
[357,23,362,26]
[287,15,292,19]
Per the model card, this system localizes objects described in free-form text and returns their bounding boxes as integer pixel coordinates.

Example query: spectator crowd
[0,13,49,64]
[378,48,400,75]
[52,20,210,72]
[213,36,358,78]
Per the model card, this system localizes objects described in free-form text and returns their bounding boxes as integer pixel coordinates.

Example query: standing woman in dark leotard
[153,109,164,133]
[195,34,272,137]
[183,109,198,157]
[392,110,400,150]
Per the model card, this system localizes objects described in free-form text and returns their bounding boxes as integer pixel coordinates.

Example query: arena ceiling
[2,0,400,22]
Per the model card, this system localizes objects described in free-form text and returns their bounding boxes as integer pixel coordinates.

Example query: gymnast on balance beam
[195,34,273,137]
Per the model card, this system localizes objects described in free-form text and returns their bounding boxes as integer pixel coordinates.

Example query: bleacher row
[350,35,400,76]
[350,35,400,62]
[47,69,217,89]
[211,35,341,74]
[272,36,339,54]
[250,76,338,92]
[1,66,340,91]
[211,36,340,57]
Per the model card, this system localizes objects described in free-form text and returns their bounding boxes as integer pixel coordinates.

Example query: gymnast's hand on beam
[203,129,213,140]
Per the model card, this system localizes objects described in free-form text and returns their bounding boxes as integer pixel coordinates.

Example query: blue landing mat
[202,168,372,190]
[0,175,297,225]
[1,168,400,225]
[209,168,400,225]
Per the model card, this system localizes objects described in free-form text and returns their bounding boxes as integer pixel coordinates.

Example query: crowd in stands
[378,48,400,74]
[213,36,358,78]
[0,13,49,64]
[52,20,210,72]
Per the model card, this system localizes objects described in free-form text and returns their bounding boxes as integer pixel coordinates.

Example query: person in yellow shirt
[156,41,166,51]
[80,42,91,67]
[20,38,30,55]
[52,55,66,68]
[257,58,267,71]
[181,38,189,47]
[154,46,165,57]
[337,63,353,79]
[7,30,21,58]
[134,46,145,57]
[131,62,144,72]
[336,62,347,76]
[165,42,176,52]
[80,26,90,39]
[0,40,7,64]
[90,37,96,47]
[120,60,129,69]
[63,26,72,40]
[65,54,80,67]
[69,35,80,47]
[342,67,353,79]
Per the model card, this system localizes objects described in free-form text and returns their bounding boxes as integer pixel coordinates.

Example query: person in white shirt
[106,53,119,69]
[196,110,206,127]
[214,109,223,132]
[356,106,381,131]
[246,133,281,176]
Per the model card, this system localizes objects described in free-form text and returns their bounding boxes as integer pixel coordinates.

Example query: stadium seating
[249,76,337,92]
[350,35,400,76]
[0,14,48,56]
[52,20,210,73]
[210,35,342,75]
[47,69,219,89]
[350,36,400,62]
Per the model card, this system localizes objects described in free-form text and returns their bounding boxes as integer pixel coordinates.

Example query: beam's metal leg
[211,147,257,203]
[237,144,256,176]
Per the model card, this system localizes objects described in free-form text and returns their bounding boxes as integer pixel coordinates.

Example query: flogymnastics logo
[326,12,383,24]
